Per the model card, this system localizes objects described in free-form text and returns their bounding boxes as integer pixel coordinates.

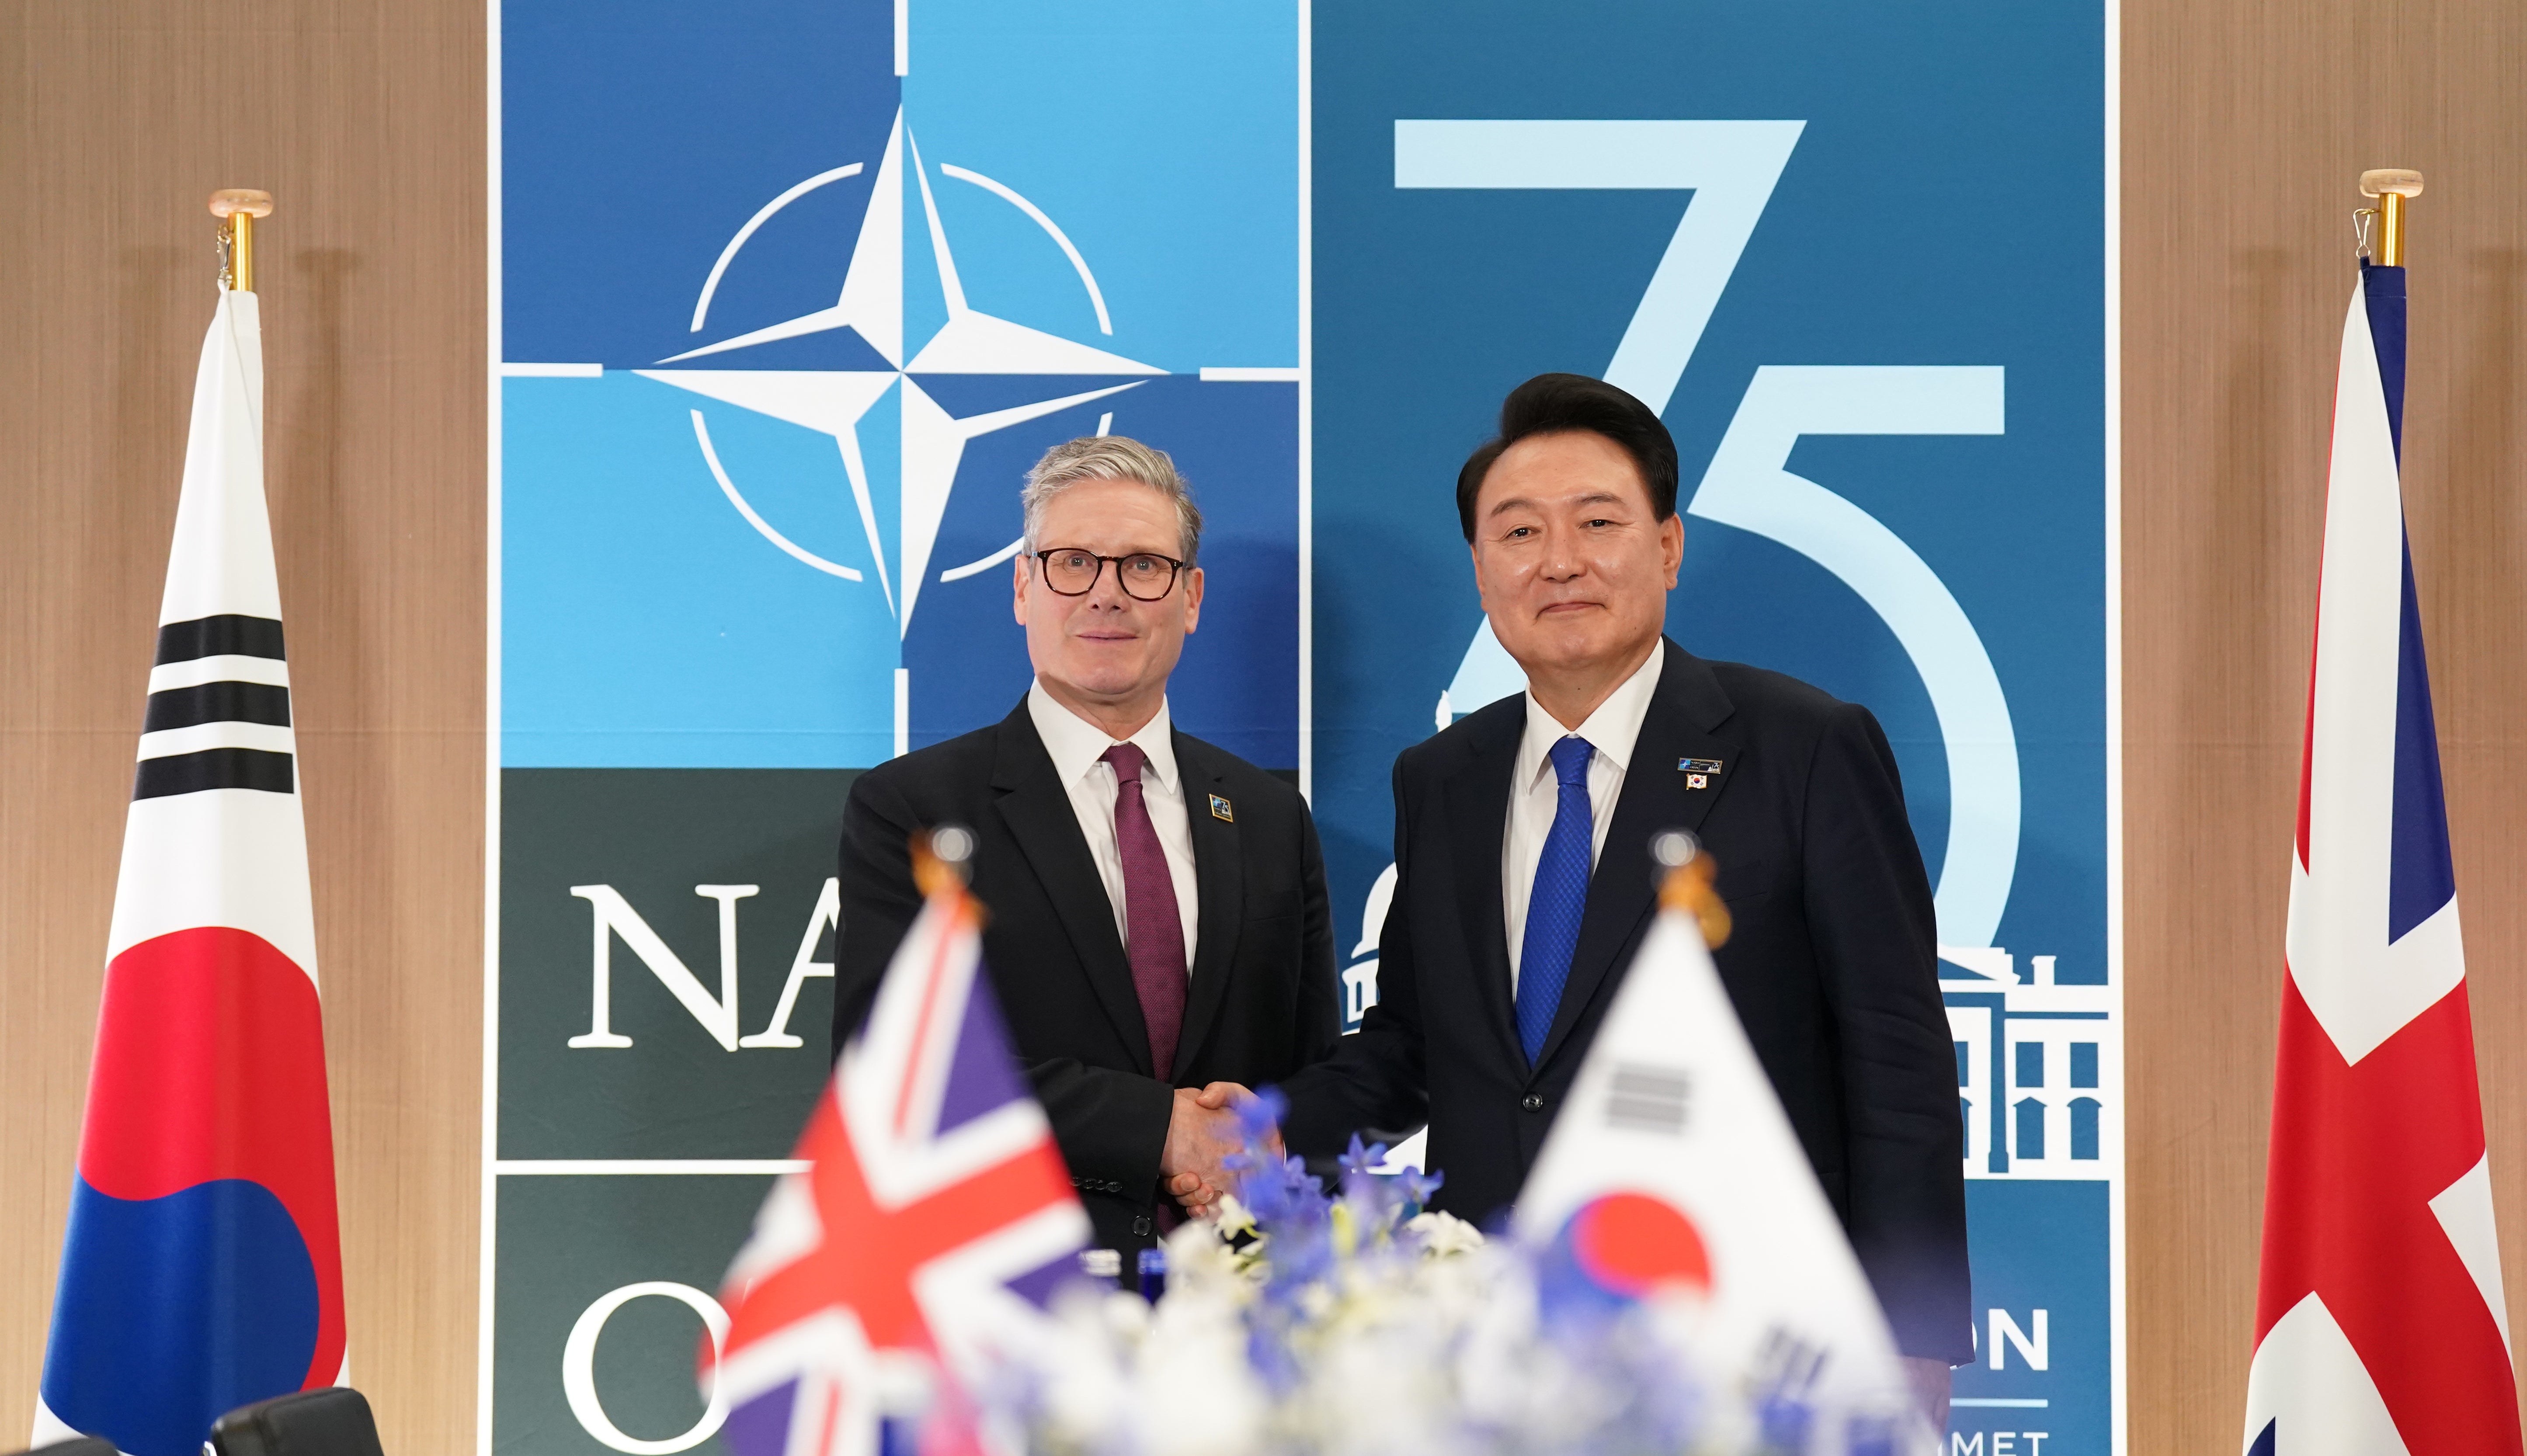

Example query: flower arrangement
[981,1092,1887,1456]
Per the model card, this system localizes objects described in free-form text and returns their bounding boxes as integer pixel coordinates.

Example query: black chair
[209,1389,385,1456]
[3,1439,116,1456]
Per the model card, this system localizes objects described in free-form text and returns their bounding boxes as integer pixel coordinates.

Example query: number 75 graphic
[1397,120,2017,952]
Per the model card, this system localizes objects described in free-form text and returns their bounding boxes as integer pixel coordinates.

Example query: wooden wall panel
[2123,0,2527,1448]
[0,4,485,1454]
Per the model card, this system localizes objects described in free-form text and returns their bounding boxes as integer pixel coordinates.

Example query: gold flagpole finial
[2360,170,2423,267]
[209,190,274,293]
[911,825,979,901]
[1651,830,1732,950]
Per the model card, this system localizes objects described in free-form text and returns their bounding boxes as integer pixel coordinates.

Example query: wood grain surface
[2122,0,2527,1447]
[1,1,2521,1452]
[0,4,485,1453]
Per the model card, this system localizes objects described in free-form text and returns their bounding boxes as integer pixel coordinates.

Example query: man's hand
[1192,1081,1259,1115]
[1900,1356,1951,1432]
[1161,1082,1278,1215]
[1159,1085,1246,1214]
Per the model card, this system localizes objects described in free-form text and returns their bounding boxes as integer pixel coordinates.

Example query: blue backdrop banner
[501,0,1300,770]
[1308,6,2114,1452]
[491,2,2114,1452]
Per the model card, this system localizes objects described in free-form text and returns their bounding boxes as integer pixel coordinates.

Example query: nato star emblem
[638,105,1163,638]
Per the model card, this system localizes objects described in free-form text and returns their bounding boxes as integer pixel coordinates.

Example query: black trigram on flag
[138,612,294,800]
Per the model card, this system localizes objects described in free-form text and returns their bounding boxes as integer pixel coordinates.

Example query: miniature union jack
[2242,259,2521,1455]
[709,838,1090,1456]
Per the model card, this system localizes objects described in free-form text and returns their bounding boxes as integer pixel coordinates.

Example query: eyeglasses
[1030,547,1187,601]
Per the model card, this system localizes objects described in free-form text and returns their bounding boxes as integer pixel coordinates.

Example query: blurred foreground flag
[2241,263,2520,1455]
[35,286,346,1455]
[708,842,1090,1456]
[1513,851,1928,1455]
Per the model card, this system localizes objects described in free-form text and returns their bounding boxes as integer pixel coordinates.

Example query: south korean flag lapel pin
[1679,757,1724,791]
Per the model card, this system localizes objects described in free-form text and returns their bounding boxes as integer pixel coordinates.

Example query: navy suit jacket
[832,698,1343,1256]
[1280,638,1972,1361]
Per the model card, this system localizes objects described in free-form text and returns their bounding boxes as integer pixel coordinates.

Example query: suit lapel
[988,701,1152,1075]
[1174,733,1241,1078]
[1442,701,1527,1071]
[1535,641,1742,1071]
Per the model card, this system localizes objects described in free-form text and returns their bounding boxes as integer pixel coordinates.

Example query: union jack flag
[2242,261,2521,1454]
[709,852,1090,1456]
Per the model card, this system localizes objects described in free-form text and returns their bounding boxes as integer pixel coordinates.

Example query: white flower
[1401,1209,1485,1258]
[1161,1217,1253,1305]
[1033,1286,1136,1447]
[1210,1193,1259,1242]
[1131,1280,1265,1456]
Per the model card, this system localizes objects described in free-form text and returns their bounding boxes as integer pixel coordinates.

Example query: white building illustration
[1943,946,2117,1180]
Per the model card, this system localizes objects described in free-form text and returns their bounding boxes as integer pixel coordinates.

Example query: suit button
[1132,1216,1153,1237]
[1521,1094,1544,1112]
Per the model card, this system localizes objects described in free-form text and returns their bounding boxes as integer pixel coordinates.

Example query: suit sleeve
[1022,1057,1175,1196]
[1279,756,1430,1154]
[832,768,923,1058]
[1294,799,1343,1064]
[1803,702,1974,1362]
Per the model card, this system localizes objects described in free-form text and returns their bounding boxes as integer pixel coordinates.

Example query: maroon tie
[1101,742,1187,1082]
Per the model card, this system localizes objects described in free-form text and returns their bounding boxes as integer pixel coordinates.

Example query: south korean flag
[35,284,347,1456]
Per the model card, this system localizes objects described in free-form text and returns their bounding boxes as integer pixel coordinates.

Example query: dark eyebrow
[1487,491,1629,518]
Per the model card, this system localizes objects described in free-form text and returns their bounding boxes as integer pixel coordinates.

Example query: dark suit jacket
[1279,638,1971,1361]
[832,697,1342,1255]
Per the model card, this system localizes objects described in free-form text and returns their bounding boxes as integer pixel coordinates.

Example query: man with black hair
[1230,372,1971,1416]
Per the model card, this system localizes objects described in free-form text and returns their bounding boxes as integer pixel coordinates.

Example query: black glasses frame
[1029,547,1188,601]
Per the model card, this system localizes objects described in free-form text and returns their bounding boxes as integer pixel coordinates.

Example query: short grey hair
[1020,435,1203,563]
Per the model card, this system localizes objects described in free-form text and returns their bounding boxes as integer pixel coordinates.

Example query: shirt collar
[1515,643,1665,790]
[1028,681,1181,794]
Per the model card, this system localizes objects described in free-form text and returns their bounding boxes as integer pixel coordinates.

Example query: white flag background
[1513,895,1928,1454]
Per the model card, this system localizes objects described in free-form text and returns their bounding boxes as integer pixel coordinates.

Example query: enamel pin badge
[1209,793,1234,822]
[1679,758,1723,790]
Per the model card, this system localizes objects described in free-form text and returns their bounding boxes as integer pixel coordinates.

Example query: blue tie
[1515,736,1595,1064]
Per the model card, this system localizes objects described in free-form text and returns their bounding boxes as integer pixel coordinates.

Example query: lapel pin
[1208,793,1234,822]
[1679,757,1723,774]
[1686,773,1709,790]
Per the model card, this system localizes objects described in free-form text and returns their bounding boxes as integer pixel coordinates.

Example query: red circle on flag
[1569,1192,1712,1298]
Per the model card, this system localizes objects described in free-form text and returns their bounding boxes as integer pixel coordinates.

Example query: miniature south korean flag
[1512,835,1932,1455]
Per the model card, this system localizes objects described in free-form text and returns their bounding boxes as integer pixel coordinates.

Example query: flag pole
[2360,169,2423,265]
[209,188,274,292]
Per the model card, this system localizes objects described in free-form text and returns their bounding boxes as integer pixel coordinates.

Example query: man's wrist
[1155,1083,1196,1175]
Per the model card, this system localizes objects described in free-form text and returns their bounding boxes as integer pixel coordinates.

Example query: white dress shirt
[1502,645,1665,993]
[1028,683,1200,973]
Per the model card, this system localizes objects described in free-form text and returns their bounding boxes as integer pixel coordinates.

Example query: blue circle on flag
[42,1177,320,1456]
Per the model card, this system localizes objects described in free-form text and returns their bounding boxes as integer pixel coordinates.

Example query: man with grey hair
[831,435,1340,1256]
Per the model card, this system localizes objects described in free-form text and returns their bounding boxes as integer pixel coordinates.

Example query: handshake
[1159,1082,1281,1216]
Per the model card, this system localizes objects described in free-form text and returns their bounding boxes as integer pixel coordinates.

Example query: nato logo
[500,0,1301,770]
